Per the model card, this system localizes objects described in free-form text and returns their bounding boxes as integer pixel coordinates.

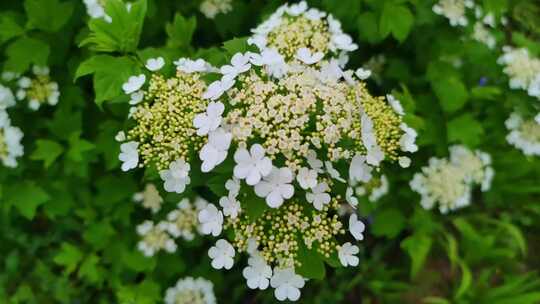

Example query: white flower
[295,48,324,65]
[160,159,191,193]
[306,182,331,210]
[128,91,144,105]
[254,167,294,208]
[400,123,418,153]
[331,34,358,52]
[83,0,111,22]
[202,77,235,100]
[433,0,470,27]
[338,242,359,267]
[324,161,345,182]
[346,187,359,207]
[122,74,146,94]
[133,184,163,213]
[355,68,372,80]
[193,101,225,136]
[0,122,24,168]
[233,144,272,185]
[174,58,214,73]
[296,167,317,189]
[119,141,139,171]
[349,154,372,183]
[249,49,288,78]
[386,94,405,116]
[164,277,216,304]
[198,203,224,236]
[0,85,15,109]
[200,128,232,172]
[529,74,540,98]
[219,195,241,218]
[136,221,177,257]
[208,239,235,270]
[349,214,366,241]
[369,175,389,202]
[270,267,305,302]
[247,35,267,50]
[200,0,232,19]
[242,254,272,290]
[225,178,241,197]
[145,57,165,71]
[304,8,326,20]
[220,53,251,79]
[287,1,307,16]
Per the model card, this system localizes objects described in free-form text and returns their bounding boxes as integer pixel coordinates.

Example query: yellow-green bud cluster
[127,71,208,170]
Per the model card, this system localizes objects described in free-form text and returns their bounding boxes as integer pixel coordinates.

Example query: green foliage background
[1,0,540,303]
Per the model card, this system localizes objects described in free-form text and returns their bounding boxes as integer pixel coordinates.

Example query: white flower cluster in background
[83,0,112,22]
[200,0,232,19]
[136,220,177,257]
[410,145,494,214]
[133,184,163,213]
[9,66,60,111]
[498,47,540,100]
[432,0,475,27]
[505,112,540,156]
[164,277,216,304]
[0,109,24,168]
[249,1,357,63]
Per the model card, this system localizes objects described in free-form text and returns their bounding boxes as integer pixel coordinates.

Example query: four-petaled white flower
[349,214,366,241]
[174,58,213,73]
[332,34,358,51]
[249,49,288,78]
[145,57,165,71]
[198,203,224,236]
[355,68,372,80]
[119,141,139,171]
[194,101,225,136]
[338,242,359,267]
[160,158,191,193]
[304,8,326,20]
[387,94,405,116]
[129,91,144,105]
[286,1,307,16]
[233,144,272,185]
[219,195,241,218]
[220,53,251,79]
[306,182,331,210]
[349,154,372,183]
[122,74,146,94]
[254,167,294,208]
[270,267,305,302]
[306,150,323,173]
[208,239,235,270]
[203,77,235,100]
[114,130,126,142]
[296,167,318,190]
[346,186,359,206]
[295,48,324,65]
[243,253,272,290]
[400,123,418,153]
[200,128,232,172]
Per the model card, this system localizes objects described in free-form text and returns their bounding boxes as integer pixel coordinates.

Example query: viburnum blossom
[233,144,272,186]
[432,0,474,27]
[136,220,177,257]
[119,141,139,171]
[270,268,305,302]
[498,47,540,100]
[133,184,163,213]
[0,110,24,168]
[164,277,216,304]
[338,242,360,267]
[14,66,60,110]
[254,167,295,208]
[199,0,232,19]
[160,159,191,194]
[198,203,224,237]
[208,239,235,270]
[505,112,540,156]
[243,253,273,290]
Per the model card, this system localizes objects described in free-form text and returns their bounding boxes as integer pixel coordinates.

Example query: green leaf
[296,242,326,280]
[371,208,406,238]
[53,243,83,275]
[75,55,140,106]
[471,86,502,100]
[433,78,469,113]
[401,233,432,278]
[5,37,50,73]
[81,0,147,53]
[454,259,472,299]
[24,0,74,32]
[357,11,381,44]
[379,3,414,42]
[30,139,64,168]
[447,114,484,147]
[166,13,196,49]
[5,182,50,219]
[116,280,161,304]
[240,188,269,221]
[0,13,25,45]
[222,37,256,56]
[78,254,102,284]
[67,133,95,162]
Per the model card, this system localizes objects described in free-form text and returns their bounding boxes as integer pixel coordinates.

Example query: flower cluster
[249,1,357,63]
[498,47,540,100]
[505,112,540,156]
[164,276,216,304]
[410,145,494,214]
[432,0,475,27]
[199,0,232,19]
[0,84,23,168]
[4,66,60,111]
